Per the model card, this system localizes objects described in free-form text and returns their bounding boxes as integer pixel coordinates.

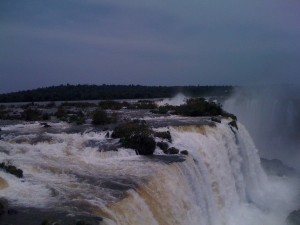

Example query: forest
[0,84,233,103]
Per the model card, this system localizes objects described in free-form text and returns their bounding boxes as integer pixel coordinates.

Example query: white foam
[0,120,299,225]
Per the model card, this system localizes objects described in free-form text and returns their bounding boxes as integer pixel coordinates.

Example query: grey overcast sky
[0,0,300,93]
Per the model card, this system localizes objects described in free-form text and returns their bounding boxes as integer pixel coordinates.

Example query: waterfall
[98,122,299,225]
[0,120,299,225]
[223,86,300,171]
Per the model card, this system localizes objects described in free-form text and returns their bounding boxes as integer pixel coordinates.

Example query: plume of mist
[224,85,300,171]
[156,93,188,106]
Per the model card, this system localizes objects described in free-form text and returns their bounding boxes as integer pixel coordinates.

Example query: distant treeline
[0,84,234,103]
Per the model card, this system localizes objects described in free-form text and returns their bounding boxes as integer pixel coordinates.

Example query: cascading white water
[223,86,300,171]
[0,120,299,225]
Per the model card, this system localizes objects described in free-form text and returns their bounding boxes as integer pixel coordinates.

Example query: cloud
[0,0,300,92]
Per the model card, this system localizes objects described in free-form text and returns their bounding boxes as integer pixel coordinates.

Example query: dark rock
[7,208,18,215]
[0,162,23,178]
[41,219,62,225]
[76,220,92,225]
[145,155,186,164]
[40,122,51,128]
[0,198,8,216]
[261,158,299,178]
[180,150,189,155]
[105,132,110,138]
[167,147,179,154]
[287,209,300,225]
[157,142,169,151]
[228,120,238,130]
[211,117,221,123]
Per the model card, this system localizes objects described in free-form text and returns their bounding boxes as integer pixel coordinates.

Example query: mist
[224,85,300,171]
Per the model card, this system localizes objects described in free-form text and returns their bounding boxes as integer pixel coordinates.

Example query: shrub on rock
[54,107,68,121]
[150,105,172,115]
[22,108,42,121]
[92,109,110,125]
[174,98,223,117]
[98,100,124,110]
[112,120,156,155]
[228,120,238,130]
[92,109,117,125]
[154,131,172,142]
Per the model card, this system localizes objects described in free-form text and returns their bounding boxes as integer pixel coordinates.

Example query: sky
[1,0,300,93]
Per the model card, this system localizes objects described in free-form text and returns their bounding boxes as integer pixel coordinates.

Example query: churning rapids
[0,115,299,225]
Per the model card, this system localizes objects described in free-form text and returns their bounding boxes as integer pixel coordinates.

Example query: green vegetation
[150,105,172,115]
[60,102,97,108]
[0,162,23,178]
[0,108,8,120]
[54,107,86,124]
[98,100,126,110]
[92,109,117,125]
[174,98,223,117]
[152,97,237,120]
[129,100,157,109]
[69,114,86,125]
[154,131,172,142]
[22,108,43,121]
[0,84,233,103]
[112,120,156,155]
[54,107,68,121]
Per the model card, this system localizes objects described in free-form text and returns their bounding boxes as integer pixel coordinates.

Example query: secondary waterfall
[0,119,299,225]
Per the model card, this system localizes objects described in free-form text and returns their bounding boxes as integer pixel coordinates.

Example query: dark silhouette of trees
[0,84,233,103]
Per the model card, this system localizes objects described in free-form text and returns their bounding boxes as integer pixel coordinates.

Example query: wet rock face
[157,142,169,152]
[180,150,189,155]
[261,158,299,178]
[228,120,238,130]
[0,198,8,216]
[0,162,23,178]
[0,205,103,225]
[166,147,179,155]
[211,117,221,123]
[0,198,18,219]
[287,209,300,225]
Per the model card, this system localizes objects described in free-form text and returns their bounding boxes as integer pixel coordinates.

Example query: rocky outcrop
[166,147,179,155]
[0,162,23,178]
[211,117,221,123]
[261,158,299,177]
[180,150,189,155]
[157,142,169,152]
[228,120,238,130]
[287,209,300,225]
